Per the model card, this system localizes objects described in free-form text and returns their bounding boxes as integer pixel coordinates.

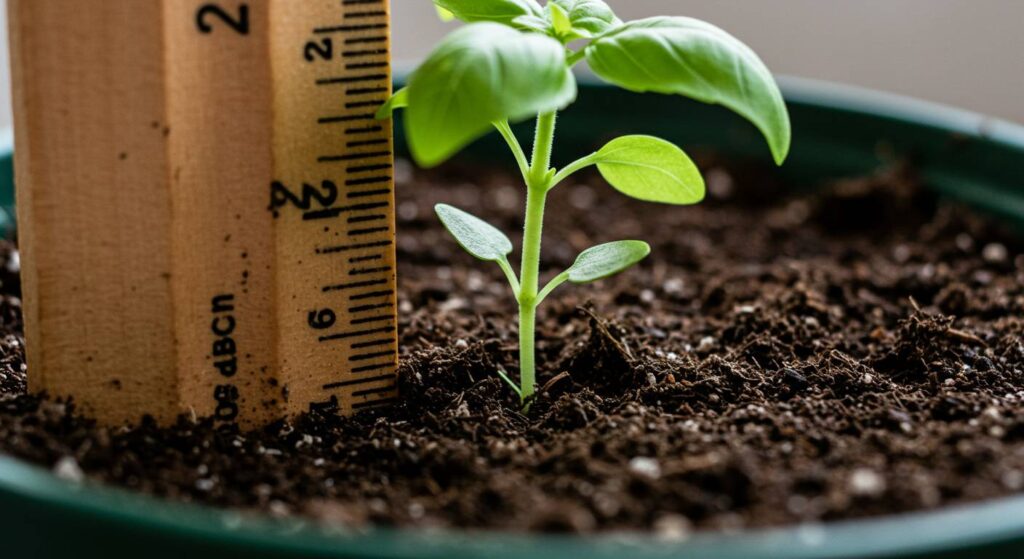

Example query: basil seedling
[379,0,791,405]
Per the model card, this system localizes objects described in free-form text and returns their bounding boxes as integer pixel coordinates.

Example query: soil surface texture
[1,160,1024,536]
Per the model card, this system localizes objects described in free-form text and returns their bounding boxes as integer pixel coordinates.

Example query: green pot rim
[1,76,1024,559]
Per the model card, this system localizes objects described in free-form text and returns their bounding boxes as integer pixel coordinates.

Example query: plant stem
[518,184,546,402]
[518,111,558,402]
[549,152,600,189]
[529,112,557,185]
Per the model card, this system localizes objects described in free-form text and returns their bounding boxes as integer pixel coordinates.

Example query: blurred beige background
[0,0,1021,126]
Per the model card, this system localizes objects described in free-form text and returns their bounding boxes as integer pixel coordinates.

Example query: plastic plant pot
[1,77,1024,559]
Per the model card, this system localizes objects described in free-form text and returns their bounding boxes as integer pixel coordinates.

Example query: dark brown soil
[2,160,1024,536]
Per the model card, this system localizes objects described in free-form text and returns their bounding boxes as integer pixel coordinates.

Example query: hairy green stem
[518,111,558,402]
[529,112,557,184]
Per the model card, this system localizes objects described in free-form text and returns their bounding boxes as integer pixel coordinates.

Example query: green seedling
[378,0,791,405]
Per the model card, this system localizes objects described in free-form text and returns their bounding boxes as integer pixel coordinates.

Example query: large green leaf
[552,0,621,37]
[594,135,705,205]
[567,241,651,284]
[406,23,576,167]
[585,17,791,165]
[434,0,543,27]
[435,204,513,262]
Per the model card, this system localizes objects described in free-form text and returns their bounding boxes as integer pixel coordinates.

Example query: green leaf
[435,6,456,22]
[511,14,550,33]
[585,17,791,165]
[548,3,573,38]
[435,204,514,262]
[552,0,621,36]
[374,87,408,120]
[434,0,543,26]
[594,135,705,205]
[567,241,651,284]
[406,23,576,167]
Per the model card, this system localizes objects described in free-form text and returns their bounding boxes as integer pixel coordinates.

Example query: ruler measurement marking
[347,214,387,224]
[349,265,391,275]
[350,338,396,350]
[350,314,394,325]
[317,239,392,254]
[303,201,389,221]
[323,278,388,291]
[349,289,395,301]
[353,397,398,410]
[317,114,377,124]
[352,384,397,398]
[351,350,395,362]
[348,226,390,237]
[347,163,393,173]
[347,86,388,95]
[345,125,384,134]
[344,36,387,46]
[344,11,387,19]
[316,73,387,85]
[318,325,395,342]
[352,364,396,374]
[318,150,390,160]
[349,254,384,264]
[346,189,391,199]
[345,100,387,109]
[351,362,396,374]
[349,301,392,313]
[347,61,388,69]
[343,49,388,58]
[314,23,387,34]
[323,373,395,390]
[345,175,391,186]
[347,139,389,148]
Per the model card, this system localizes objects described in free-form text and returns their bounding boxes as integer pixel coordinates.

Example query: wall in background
[392,0,1024,123]
[0,1,1021,128]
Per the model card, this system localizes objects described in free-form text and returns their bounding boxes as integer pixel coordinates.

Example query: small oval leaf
[407,23,576,167]
[586,17,791,165]
[434,0,543,27]
[435,204,514,262]
[375,87,408,120]
[548,3,573,38]
[595,135,705,205]
[568,240,651,284]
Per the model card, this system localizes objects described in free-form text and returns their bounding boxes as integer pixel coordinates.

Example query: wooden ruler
[9,0,398,427]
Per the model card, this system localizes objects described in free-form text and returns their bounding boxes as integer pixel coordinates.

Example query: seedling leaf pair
[436,204,650,301]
